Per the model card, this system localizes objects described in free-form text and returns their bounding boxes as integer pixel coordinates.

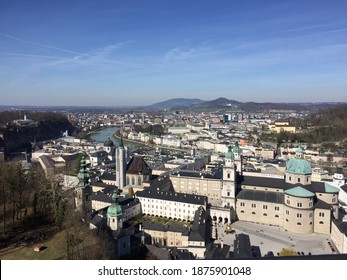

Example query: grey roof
[333,220,347,234]
[91,189,140,210]
[172,168,223,180]
[99,172,116,181]
[89,214,106,227]
[90,180,112,188]
[341,184,347,193]
[314,199,333,210]
[170,248,195,260]
[238,175,328,194]
[236,189,284,204]
[142,222,189,234]
[205,243,232,259]
[188,206,208,242]
[90,151,109,157]
[136,189,207,205]
[233,233,253,259]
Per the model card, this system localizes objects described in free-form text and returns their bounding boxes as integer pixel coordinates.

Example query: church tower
[107,191,123,232]
[103,137,115,162]
[116,137,126,189]
[232,141,242,174]
[221,144,237,219]
[75,156,92,213]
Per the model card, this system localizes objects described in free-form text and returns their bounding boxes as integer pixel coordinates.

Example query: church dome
[285,158,312,175]
[225,145,234,160]
[104,137,114,147]
[232,142,241,154]
[107,192,122,217]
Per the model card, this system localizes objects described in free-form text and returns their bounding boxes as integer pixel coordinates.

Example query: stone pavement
[214,220,337,257]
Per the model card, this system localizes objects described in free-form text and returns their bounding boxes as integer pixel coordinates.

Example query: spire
[77,156,90,188]
[119,136,124,148]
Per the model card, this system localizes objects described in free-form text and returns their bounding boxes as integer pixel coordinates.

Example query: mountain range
[146,97,345,112]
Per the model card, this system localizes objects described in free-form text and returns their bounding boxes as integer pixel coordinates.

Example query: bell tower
[75,156,92,213]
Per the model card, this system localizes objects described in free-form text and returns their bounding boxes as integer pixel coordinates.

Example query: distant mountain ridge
[147,98,205,109]
[147,97,346,112]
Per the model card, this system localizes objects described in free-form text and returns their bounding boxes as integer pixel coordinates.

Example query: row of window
[240,202,279,211]
[286,200,313,208]
[126,176,142,186]
[142,205,192,214]
[239,210,279,218]
[288,176,309,183]
[285,219,324,225]
[143,199,192,207]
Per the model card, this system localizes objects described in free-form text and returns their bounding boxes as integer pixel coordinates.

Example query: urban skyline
[1,0,347,106]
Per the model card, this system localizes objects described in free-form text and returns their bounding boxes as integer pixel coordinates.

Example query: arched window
[319,221,324,224]
[252,212,256,215]
[240,210,245,213]
[263,213,267,216]
[275,215,279,218]
[297,222,301,225]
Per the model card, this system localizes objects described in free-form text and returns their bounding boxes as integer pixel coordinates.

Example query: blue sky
[1,0,347,106]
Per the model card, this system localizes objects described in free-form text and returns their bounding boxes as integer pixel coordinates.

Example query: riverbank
[113,130,189,153]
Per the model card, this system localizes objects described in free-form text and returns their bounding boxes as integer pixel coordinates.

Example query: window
[227,173,230,179]
[298,178,301,183]
[297,213,302,218]
[297,202,302,207]
[240,202,245,207]
[275,206,280,211]
[319,221,324,224]
[227,192,230,196]
[240,210,244,213]
[263,213,267,216]
[289,176,291,181]
[286,200,290,205]
[297,222,301,225]
[286,210,289,215]
[251,203,256,208]
[252,212,256,215]
[275,215,279,218]
[319,212,325,217]
[263,205,268,210]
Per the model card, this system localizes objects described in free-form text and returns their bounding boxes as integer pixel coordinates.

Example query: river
[88,126,120,145]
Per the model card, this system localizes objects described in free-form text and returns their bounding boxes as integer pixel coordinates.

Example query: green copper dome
[107,191,122,217]
[232,142,241,154]
[324,182,340,193]
[285,186,315,198]
[225,145,234,160]
[285,158,312,175]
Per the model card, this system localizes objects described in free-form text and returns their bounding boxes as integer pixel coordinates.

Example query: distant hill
[191,97,240,108]
[147,98,205,109]
[147,97,346,112]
